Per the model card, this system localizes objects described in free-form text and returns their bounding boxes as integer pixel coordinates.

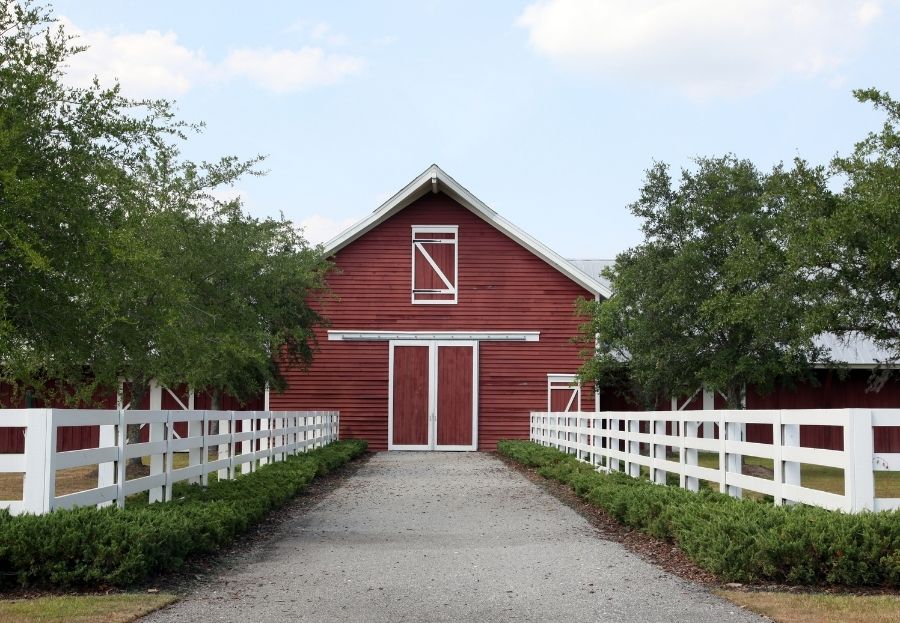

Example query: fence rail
[530,408,900,514]
[1,409,339,515]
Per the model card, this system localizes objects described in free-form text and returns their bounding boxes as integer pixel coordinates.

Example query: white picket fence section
[530,408,900,514]
[0,409,339,515]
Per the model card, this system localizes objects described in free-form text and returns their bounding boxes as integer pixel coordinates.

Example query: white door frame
[388,340,478,451]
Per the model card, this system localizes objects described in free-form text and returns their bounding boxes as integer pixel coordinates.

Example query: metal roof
[566,259,615,294]
[815,333,896,367]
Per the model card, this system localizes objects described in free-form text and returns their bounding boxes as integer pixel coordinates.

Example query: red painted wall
[746,371,900,451]
[271,192,594,450]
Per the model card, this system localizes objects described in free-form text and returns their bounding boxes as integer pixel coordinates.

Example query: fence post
[228,411,236,479]
[164,411,175,502]
[702,388,715,438]
[259,413,270,466]
[241,413,253,475]
[188,412,202,484]
[200,410,210,487]
[726,417,743,499]
[98,417,116,507]
[627,416,640,479]
[781,414,801,505]
[681,413,699,492]
[846,408,875,513]
[116,409,127,508]
[652,415,667,485]
[607,414,618,472]
[22,409,53,514]
[218,412,231,481]
[148,383,164,504]
[718,411,727,494]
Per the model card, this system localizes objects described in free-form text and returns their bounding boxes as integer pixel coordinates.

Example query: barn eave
[322,164,611,298]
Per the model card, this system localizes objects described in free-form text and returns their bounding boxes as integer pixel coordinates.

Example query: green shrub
[0,439,367,588]
[497,440,900,586]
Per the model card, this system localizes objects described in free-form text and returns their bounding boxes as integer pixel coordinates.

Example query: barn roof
[815,333,896,367]
[567,259,615,293]
[323,164,612,298]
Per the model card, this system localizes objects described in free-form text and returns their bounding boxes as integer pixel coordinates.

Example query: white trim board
[322,164,611,299]
[329,330,539,342]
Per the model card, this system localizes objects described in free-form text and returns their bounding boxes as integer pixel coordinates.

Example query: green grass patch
[498,440,900,587]
[0,593,177,622]
[0,440,367,589]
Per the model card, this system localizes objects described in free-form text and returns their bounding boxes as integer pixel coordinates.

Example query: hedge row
[0,439,368,588]
[498,440,900,586]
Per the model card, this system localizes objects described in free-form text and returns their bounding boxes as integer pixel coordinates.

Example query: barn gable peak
[323,164,610,298]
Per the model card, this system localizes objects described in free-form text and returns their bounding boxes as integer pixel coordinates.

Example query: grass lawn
[0,593,177,623]
[719,590,900,623]
[694,451,900,498]
[0,453,196,502]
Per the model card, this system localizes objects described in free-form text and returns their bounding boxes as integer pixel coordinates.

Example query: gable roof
[323,164,611,298]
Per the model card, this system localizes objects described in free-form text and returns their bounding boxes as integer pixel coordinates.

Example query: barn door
[390,344,431,450]
[389,340,478,451]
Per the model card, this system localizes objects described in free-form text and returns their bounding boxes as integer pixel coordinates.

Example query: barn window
[547,374,581,412]
[412,226,458,304]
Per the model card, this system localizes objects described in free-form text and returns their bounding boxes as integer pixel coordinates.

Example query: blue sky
[51,0,900,258]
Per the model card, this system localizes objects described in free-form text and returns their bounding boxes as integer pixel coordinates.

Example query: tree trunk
[126,377,148,469]
[208,388,222,435]
[725,384,745,410]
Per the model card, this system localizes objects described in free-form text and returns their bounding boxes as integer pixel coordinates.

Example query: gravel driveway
[142,452,765,622]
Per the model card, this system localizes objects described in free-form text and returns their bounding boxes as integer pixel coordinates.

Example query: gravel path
[142,452,765,622]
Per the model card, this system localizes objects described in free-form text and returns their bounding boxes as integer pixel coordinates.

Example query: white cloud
[310,22,349,47]
[209,186,248,206]
[373,35,398,47]
[60,17,363,98]
[299,214,360,245]
[517,0,883,98]
[285,19,349,46]
[61,18,209,98]
[223,47,364,93]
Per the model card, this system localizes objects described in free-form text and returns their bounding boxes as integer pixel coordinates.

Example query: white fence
[0,409,339,515]
[530,408,900,514]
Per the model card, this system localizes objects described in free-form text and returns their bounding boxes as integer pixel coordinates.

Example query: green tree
[0,1,332,412]
[580,157,825,408]
[816,89,900,362]
[0,0,185,398]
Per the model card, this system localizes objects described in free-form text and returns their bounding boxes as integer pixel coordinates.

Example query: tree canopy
[579,157,827,408]
[0,1,331,405]
[580,90,899,409]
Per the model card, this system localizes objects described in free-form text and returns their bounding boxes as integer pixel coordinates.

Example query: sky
[49,0,900,259]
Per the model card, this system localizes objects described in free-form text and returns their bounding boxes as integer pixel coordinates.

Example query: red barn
[270,165,608,451]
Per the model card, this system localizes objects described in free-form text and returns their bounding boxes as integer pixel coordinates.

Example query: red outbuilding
[270,165,608,451]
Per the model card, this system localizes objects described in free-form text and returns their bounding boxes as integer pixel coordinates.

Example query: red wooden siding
[746,371,900,451]
[392,345,430,446]
[272,191,594,450]
[437,345,473,446]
